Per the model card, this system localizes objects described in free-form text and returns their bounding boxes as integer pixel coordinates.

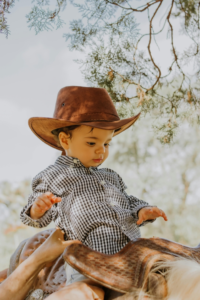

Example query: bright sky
[0,0,190,182]
[0,1,86,182]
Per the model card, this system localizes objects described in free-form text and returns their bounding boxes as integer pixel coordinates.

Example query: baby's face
[59,125,114,168]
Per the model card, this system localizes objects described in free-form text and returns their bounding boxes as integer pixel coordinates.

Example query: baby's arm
[20,172,60,228]
[124,192,168,226]
[30,192,61,220]
[115,172,167,226]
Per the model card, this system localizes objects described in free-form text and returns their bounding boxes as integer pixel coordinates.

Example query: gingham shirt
[20,155,153,254]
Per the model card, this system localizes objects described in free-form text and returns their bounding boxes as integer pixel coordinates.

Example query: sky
[0,0,86,182]
[0,0,192,182]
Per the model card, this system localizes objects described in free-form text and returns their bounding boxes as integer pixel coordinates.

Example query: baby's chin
[83,160,104,168]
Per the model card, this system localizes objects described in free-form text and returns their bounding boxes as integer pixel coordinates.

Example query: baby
[20,86,167,298]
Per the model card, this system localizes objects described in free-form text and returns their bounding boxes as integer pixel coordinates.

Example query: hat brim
[28,113,141,151]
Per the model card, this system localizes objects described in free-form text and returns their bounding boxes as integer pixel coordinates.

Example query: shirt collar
[54,155,98,170]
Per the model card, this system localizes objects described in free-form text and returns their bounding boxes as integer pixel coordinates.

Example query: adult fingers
[55,227,65,240]
[56,226,64,233]
[63,239,82,247]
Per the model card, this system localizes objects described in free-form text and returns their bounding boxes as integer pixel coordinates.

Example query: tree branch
[109,66,147,90]
[108,67,171,103]
[134,15,168,57]
[106,0,162,13]
[147,1,163,91]
[167,0,186,91]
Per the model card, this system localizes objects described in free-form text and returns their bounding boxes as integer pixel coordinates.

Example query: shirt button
[121,225,126,230]
[110,202,115,206]
[100,180,105,185]
[70,165,73,168]
[73,159,77,163]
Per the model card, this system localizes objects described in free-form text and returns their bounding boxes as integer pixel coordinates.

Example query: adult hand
[30,192,62,219]
[35,227,82,266]
[137,206,168,225]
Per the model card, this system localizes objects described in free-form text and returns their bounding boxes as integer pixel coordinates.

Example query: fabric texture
[20,155,153,254]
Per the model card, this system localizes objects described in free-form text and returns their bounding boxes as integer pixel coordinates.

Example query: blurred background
[0,0,200,271]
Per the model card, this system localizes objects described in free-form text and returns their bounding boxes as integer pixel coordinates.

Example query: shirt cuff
[20,203,53,228]
[138,218,156,227]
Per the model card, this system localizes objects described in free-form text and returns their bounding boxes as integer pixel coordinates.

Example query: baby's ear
[59,132,69,149]
[58,131,68,140]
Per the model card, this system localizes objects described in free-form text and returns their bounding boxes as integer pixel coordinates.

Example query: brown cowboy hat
[29,86,140,151]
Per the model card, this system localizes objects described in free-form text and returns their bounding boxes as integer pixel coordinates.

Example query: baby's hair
[52,125,90,140]
[51,125,121,147]
[52,125,85,147]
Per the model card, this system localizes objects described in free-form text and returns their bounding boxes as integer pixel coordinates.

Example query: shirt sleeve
[123,191,155,226]
[116,172,155,227]
[20,172,58,228]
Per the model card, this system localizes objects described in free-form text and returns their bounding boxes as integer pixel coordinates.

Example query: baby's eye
[104,143,110,147]
[87,142,95,146]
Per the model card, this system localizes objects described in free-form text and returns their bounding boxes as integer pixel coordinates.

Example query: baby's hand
[30,192,62,220]
[137,206,168,225]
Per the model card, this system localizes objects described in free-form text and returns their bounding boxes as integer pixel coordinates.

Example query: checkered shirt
[20,155,153,254]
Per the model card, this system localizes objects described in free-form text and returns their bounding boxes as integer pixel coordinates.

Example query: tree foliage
[64,0,200,143]
[0,180,37,269]
[104,116,200,246]
[26,0,67,34]
[0,0,15,37]
[1,0,200,142]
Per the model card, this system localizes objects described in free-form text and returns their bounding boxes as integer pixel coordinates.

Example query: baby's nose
[96,146,105,153]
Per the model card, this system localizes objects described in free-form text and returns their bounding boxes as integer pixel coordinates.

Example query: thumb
[62,240,82,247]
[137,217,144,225]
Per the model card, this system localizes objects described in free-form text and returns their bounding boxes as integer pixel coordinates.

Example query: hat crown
[53,86,120,122]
